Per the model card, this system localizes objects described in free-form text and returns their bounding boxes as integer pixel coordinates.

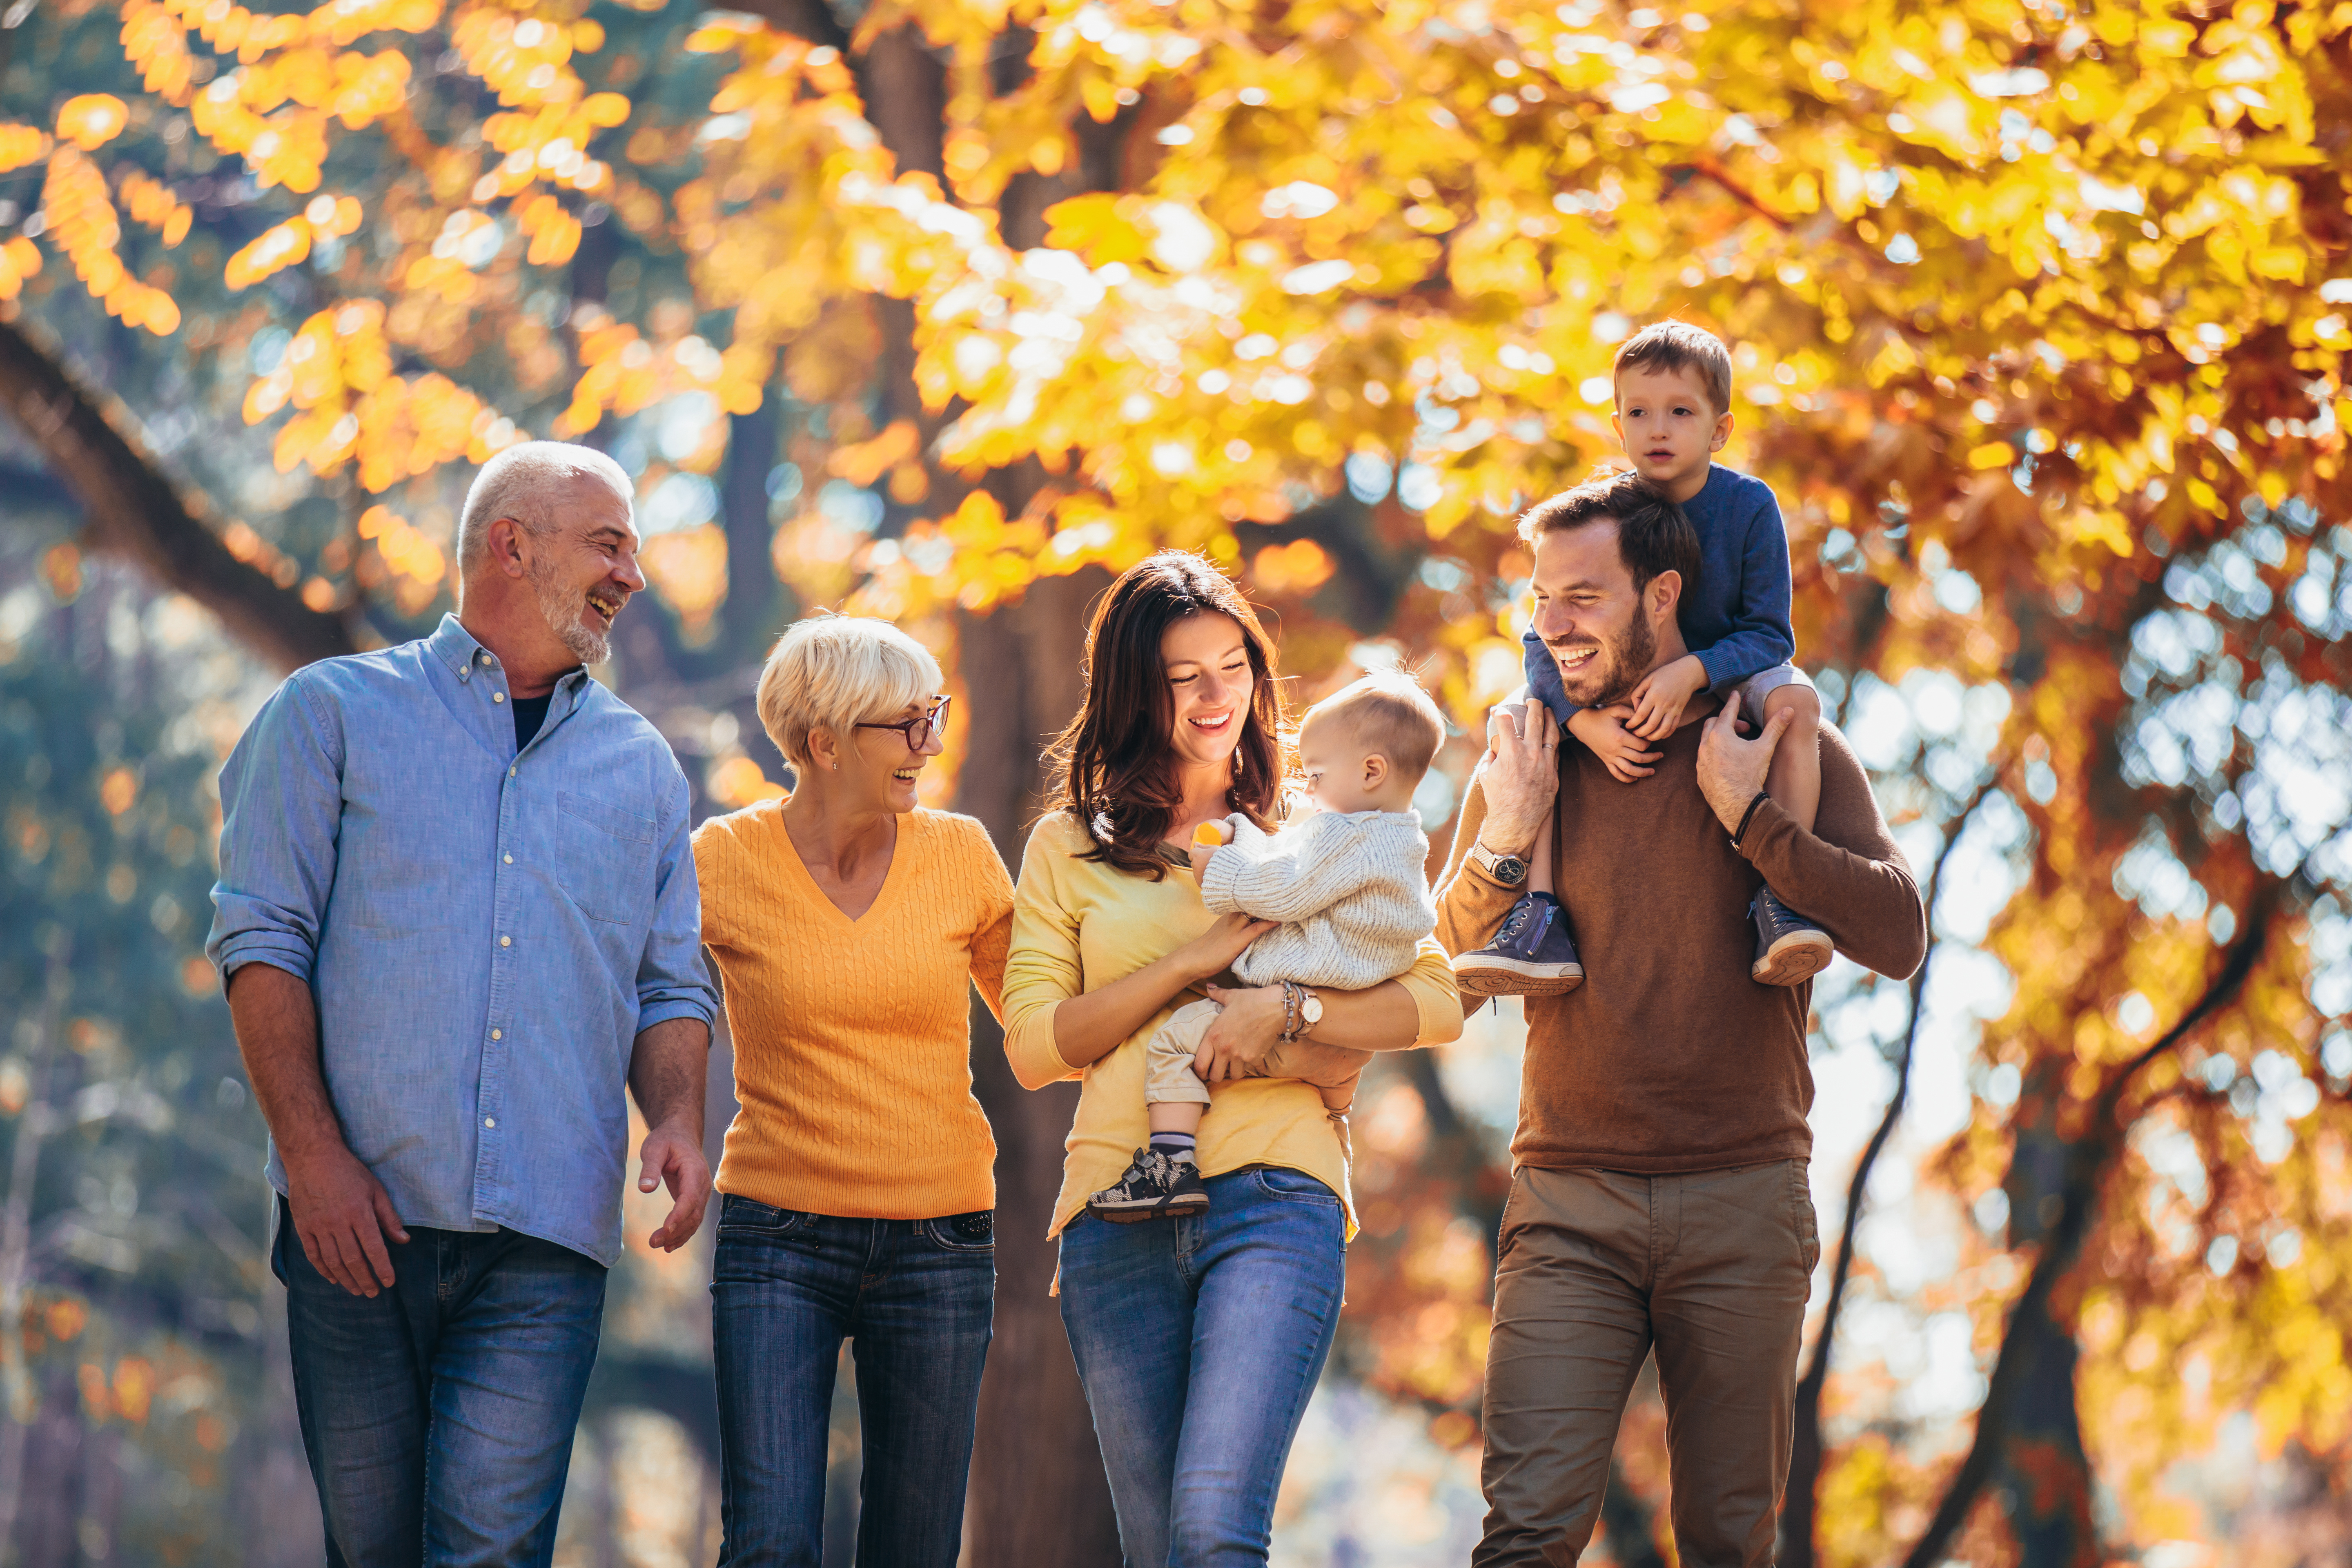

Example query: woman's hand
[1195,982,1286,1081]
[1170,912,1275,984]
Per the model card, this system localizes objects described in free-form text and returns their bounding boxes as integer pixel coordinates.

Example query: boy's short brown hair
[1303,671,1447,782]
[1613,320,1733,417]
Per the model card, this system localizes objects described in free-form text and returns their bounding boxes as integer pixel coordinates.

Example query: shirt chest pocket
[554,788,657,927]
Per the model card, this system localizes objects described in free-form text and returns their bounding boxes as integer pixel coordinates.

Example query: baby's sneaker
[1749,887,1833,986]
[1453,891,1584,997]
[1087,1147,1209,1223]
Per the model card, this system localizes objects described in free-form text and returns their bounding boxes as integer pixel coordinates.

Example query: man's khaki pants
[1475,1162,1820,1568]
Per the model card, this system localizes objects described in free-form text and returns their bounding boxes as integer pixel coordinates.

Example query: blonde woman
[694,613,1013,1566]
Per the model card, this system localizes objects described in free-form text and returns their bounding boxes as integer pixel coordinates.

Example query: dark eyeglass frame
[856,695,952,751]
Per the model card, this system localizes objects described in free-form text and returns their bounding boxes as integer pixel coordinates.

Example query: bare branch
[0,315,359,673]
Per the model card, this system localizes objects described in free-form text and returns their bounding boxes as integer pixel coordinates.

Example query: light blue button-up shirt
[207,615,715,1265]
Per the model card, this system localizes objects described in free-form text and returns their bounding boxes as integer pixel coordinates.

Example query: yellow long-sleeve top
[695,801,1015,1219]
[1003,811,1466,1240]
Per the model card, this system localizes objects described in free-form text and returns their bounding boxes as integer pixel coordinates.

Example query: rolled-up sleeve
[634,768,718,1033]
[1002,820,1085,1091]
[1393,937,1466,1047]
[206,675,343,989]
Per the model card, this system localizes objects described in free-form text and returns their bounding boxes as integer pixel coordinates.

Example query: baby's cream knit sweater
[1198,808,1437,991]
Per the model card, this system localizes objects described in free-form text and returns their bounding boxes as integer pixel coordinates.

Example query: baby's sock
[1150,1130,1197,1163]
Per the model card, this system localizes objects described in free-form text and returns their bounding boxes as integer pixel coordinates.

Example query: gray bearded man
[1438,471,1927,1566]
[208,441,716,1566]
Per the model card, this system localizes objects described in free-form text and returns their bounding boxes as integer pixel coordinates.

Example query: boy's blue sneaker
[1453,891,1584,998]
[1750,887,1833,986]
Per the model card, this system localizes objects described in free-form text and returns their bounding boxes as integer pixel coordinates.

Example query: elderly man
[1439,472,1927,1567]
[208,441,716,1565]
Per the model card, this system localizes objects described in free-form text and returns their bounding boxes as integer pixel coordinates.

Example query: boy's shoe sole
[1087,1191,1209,1224]
[1452,956,1585,998]
[1751,928,1834,986]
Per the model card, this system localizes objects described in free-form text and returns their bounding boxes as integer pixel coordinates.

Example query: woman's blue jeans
[1058,1165,1348,1568]
[709,1195,996,1567]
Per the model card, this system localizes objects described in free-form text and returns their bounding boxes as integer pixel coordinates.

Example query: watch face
[1301,993,1323,1024]
[1495,856,1528,885]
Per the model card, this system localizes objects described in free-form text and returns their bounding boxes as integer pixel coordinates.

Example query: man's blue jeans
[272,1197,607,1568]
[709,1195,996,1567]
[1058,1165,1348,1568]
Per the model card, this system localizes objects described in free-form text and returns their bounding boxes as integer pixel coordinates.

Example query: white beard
[528,559,611,666]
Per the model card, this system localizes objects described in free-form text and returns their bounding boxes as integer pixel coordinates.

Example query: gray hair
[457,441,634,575]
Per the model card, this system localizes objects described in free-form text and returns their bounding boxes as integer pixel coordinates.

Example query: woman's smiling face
[1160,611,1253,770]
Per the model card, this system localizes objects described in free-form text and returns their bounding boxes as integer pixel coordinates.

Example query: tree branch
[0,314,358,673]
[1898,881,2282,1568]
[1781,768,2003,1567]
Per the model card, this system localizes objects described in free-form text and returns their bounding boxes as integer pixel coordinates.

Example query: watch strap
[1468,840,1528,884]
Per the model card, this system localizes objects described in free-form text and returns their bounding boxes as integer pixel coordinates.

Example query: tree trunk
[0,316,359,672]
[953,569,1125,1564]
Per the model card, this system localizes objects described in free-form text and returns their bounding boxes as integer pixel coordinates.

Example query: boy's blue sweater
[1523,463,1796,725]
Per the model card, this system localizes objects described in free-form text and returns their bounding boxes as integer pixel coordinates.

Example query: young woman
[694,613,1012,1566]
[1002,552,1465,1565]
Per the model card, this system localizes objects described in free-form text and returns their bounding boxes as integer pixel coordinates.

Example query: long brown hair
[1049,551,1288,880]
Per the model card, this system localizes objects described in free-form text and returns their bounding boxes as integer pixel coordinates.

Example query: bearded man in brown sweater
[1439,472,1927,1567]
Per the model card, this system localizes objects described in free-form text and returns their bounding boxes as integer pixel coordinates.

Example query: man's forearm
[226,962,348,1167]
[628,1018,710,1136]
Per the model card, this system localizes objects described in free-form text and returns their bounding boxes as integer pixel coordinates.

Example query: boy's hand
[1624,654,1709,740]
[1566,705,1663,784]
[1187,843,1218,881]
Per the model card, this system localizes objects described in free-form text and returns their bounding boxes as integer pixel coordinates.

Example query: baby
[1087,671,1446,1222]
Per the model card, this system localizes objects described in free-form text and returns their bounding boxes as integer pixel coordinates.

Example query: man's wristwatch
[1468,840,1530,886]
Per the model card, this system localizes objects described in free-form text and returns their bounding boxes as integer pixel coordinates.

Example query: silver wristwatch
[1468,840,1530,886]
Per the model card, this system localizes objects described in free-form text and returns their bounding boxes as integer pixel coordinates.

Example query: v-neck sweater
[694,799,1016,1219]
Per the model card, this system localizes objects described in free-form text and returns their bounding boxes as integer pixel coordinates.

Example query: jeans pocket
[718,1195,810,1237]
[926,1211,996,1253]
[1252,1166,1340,1207]
[1788,1160,1821,1275]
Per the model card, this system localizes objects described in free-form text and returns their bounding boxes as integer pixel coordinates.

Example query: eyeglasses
[856,695,952,751]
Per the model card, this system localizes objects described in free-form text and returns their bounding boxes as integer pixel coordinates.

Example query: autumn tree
[6,0,2352,1561]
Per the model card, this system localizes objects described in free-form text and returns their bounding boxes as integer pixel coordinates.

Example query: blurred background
[2,0,2350,1563]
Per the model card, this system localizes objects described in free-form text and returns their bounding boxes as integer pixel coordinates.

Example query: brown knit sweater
[1436,710,1925,1173]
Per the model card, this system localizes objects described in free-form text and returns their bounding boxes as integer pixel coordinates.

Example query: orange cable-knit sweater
[693,800,1015,1220]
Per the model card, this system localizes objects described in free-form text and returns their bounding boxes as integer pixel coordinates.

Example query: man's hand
[1195,983,1286,1082]
[1624,654,1709,741]
[1566,705,1664,784]
[285,1144,409,1297]
[637,1120,712,1252]
[1697,690,1791,834]
[1477,702,1559,854]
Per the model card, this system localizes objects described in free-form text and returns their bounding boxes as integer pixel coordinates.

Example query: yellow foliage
[54,95,129,151]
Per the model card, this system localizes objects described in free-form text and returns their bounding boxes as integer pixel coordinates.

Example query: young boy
[1087,671,1446,1221]
[1452,319,1831,995]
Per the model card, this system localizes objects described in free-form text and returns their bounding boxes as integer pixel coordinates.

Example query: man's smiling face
[524,475,644,665]
[1529,517,1657,710]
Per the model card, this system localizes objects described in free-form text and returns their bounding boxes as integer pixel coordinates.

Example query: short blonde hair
[1301,670,1447,782]
[755,612,944,770]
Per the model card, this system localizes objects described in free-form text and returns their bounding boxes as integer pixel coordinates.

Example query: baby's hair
[1302,670,1447,782]
[1614,320,1733,418]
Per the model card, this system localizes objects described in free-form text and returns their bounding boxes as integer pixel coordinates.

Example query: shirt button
[509,767,517,777]
[479,653,491,665]
[504,853,513,864]
[499,935,511,947]
[484,1117,496,1129]
[493,692,506,704]
[490,1029,502,1040]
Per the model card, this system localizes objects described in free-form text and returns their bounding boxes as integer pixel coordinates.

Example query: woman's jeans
[1058,1165,1348,1568]
[710,1195,996,1567]
[272,1196,607,1568]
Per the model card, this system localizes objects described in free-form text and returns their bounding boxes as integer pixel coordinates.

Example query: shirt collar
[426,613,590,692]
